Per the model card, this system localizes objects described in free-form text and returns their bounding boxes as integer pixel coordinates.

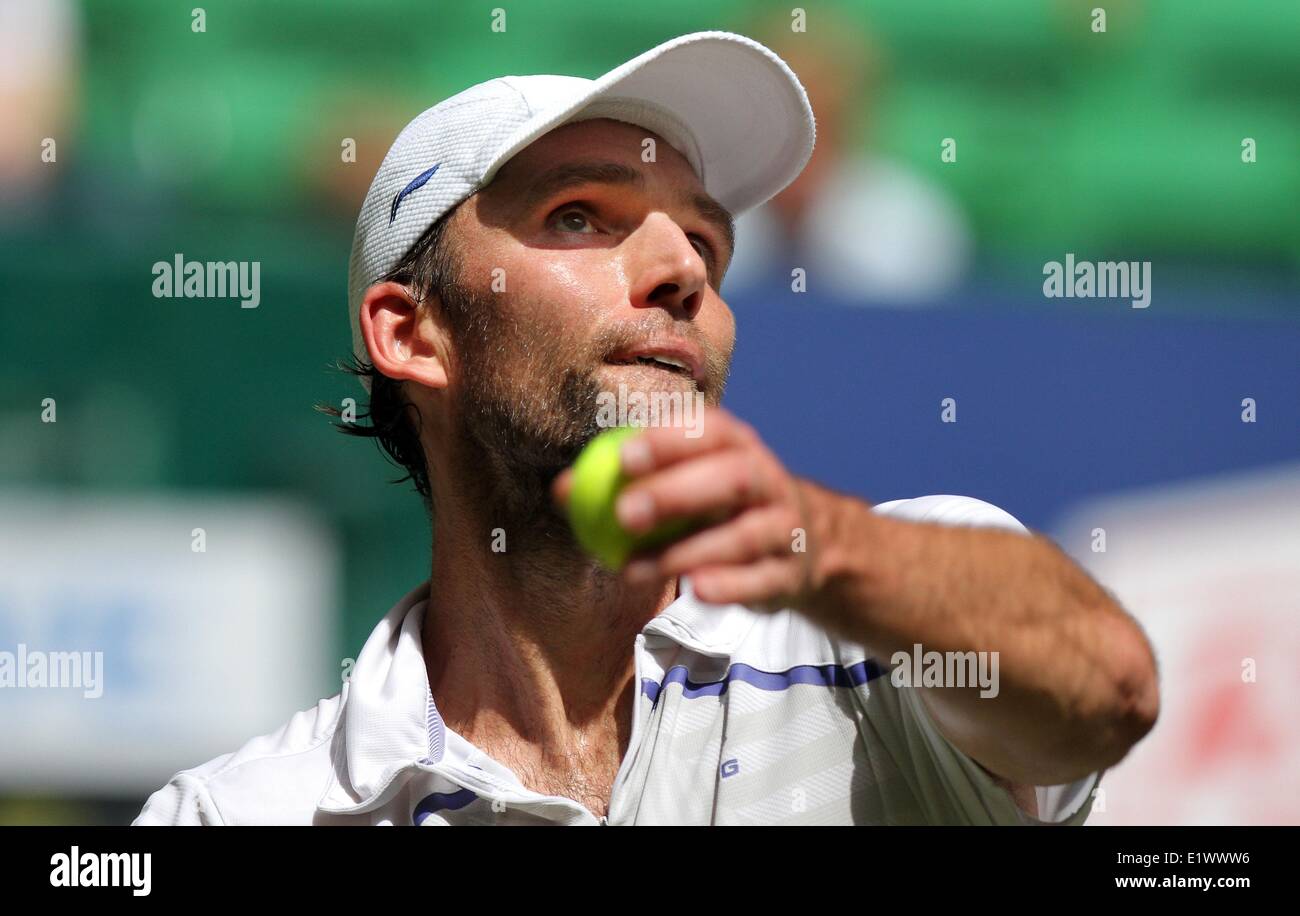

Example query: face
[427,117,738,517]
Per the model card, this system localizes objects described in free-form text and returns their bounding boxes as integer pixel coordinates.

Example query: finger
[551,467,574,508]
[690,557,796,608]
[623,505,796,582]
[618,409,760,478]
[615,449,775,534]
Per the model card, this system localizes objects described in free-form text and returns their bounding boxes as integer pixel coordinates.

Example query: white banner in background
[1054,464,1300,826]
[0,493,337,793]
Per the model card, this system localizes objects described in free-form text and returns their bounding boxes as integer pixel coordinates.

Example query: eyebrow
[517,160,736,264]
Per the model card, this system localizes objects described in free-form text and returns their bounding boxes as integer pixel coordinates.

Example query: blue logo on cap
[389,163,441,224]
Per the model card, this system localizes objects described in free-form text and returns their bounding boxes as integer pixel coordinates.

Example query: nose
[627,212,709,321]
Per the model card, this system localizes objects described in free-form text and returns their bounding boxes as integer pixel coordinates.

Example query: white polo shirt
[133,495,1101,826]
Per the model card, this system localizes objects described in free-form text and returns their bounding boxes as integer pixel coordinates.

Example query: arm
[556,408,1160,789]
[798,480,1160,786]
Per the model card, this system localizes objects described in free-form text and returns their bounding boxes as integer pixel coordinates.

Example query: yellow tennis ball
[566,426,692,570]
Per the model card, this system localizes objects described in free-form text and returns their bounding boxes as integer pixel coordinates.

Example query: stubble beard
[447,288,607,569]
[444,283,728,575]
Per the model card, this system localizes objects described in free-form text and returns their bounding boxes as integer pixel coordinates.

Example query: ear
[358,281,449,389]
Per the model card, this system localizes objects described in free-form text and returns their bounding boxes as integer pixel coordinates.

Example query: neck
[420,475,678,760]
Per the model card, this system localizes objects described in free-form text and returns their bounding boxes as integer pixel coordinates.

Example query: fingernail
[625,559,657,582]
[617,491,654,530]
[620,437,652,474]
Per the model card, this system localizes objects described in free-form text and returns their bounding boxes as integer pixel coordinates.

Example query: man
[135,31,1158,826]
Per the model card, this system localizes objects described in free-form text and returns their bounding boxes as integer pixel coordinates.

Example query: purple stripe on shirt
[641,659,888,705]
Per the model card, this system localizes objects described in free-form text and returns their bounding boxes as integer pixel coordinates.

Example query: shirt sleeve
[132,774,225,826]
[895,680,1102,825]
[866,493,1104,825]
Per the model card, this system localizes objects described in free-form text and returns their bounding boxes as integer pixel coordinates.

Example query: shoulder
[132,691,346,826]
[870,494,1029,534]
[729,496,1030,665]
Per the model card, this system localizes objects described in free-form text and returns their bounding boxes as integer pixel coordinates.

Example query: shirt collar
[642,574,757,658]
[317,580,439,814]
[317,574,756,814]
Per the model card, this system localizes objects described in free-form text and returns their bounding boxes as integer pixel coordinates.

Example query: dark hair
[318,209,462,508]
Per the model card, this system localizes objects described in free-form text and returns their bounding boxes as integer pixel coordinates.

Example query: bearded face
[405,118,737,553]
[443,272,730,538]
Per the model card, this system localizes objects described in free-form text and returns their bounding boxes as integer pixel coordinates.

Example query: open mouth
[606,354,693,377]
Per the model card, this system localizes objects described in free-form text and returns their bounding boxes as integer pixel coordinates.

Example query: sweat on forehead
[483,120,735,262]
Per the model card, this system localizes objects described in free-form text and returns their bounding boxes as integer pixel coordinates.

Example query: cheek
[516,253,626,347]
[708,298,737,355]
[537,253,625,314]
[490,254,617,362]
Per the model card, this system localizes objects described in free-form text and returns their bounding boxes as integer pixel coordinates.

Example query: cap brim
[483,31,816,217]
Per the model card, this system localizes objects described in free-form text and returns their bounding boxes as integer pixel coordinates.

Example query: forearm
[798,480,1160,785]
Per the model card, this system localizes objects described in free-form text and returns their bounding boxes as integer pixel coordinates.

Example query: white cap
[346,30,817,367]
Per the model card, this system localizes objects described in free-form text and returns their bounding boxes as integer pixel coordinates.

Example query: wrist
[796,480,893,638]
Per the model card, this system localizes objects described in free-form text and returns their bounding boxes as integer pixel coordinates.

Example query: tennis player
[135,31,1158,825]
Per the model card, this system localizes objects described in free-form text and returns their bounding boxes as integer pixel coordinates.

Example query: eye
[689,234,716,267]
[689,235,722,282]
[550,204,597,234]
